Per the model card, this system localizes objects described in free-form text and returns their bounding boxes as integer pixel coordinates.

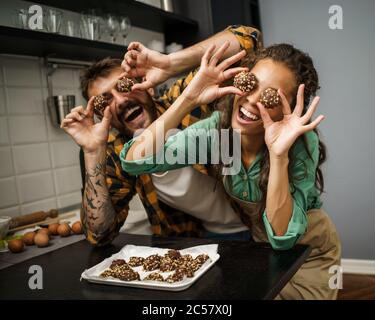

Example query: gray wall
[259,0,375,259]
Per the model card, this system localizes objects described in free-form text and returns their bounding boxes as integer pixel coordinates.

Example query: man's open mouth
[122,105,144,123]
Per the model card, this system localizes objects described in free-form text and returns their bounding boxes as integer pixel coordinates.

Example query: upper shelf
[0,26,127,61]
[32,0,198,40]
[0,0,199,61]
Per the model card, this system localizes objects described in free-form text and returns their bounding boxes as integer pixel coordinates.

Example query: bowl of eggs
[0,216,12,252]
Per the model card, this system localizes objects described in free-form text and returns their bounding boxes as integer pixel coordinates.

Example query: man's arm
[82,150,115,238]
[61,99,134,246]
[123,25,262,91]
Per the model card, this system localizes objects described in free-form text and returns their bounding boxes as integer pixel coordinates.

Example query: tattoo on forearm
[82,162,116,235]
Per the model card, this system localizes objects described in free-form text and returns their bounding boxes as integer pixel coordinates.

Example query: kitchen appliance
[47,95,76,127]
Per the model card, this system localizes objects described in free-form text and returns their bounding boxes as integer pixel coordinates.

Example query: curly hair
[215,43,327,217]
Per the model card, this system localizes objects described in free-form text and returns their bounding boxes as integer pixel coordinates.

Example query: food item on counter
[101,263,140,281]
[128,256,145,267]
[165,269,185,283]
[259,87,281,108]
[116,77,134,93]
[142,254,161,271]
[92,94,108,117]
[38,228,50,238]
[99,251,212,283]
[48,223,60,236]
[22,231,36,246]
[34,233,49,248]
[8,239,24,253]
[159,256,178,272]
[110,259,128,269]
[166,249,181,259]
[71,221,83,234]
[143,272,165,282]
[195,254,209,265]
[57,223,71,237]
[234,71,258,93]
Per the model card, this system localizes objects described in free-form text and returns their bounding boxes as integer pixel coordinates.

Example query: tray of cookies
[80,244,220,291]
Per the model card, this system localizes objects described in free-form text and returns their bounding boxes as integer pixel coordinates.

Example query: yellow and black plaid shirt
[85,25,263,245]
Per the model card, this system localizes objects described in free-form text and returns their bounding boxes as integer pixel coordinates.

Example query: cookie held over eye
[116,77,134,93]
[233,71,257,93]
[93,94,108,117]
[260,88,281,108]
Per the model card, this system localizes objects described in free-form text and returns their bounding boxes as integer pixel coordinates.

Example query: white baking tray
[81,244,220,291]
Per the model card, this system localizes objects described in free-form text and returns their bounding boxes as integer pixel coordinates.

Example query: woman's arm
[124,42,246,162]
[257,84,324,248]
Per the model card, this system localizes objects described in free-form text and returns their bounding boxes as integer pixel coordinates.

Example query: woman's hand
[122,42,173,92]
[60,97,112,155]
[257,84,324,158]
[181,42,247,107]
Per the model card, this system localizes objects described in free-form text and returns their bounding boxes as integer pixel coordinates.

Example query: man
[61,25,262,246]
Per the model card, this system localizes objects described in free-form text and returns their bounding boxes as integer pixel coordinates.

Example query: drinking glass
[119,16,131,45]
[104,14,119,43]
[65,20,79,37]
[13,9,28,29]
[44,9,63,33]
[81,14,102,41]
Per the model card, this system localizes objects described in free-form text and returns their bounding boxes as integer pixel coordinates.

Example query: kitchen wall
[0,0,163,221]
[259,0,375,260]
[0,54,84,217]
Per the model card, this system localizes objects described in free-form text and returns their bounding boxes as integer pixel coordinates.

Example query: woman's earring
[93,94,108,117]
[116,77,134,93]
[233,71,258,92]
[259,88,281,108]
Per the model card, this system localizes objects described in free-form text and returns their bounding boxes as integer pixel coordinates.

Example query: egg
[8,239,24,253]
[57,223,71,237]
[48,223,60,236]
[38,228,50,238]
[71,221,83,234]
[34,233,49,248]
[22,231,36,246]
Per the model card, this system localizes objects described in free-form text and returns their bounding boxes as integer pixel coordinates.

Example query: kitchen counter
[0,233,311,300]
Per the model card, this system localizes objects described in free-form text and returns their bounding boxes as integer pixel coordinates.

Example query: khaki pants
[275,209,342,300]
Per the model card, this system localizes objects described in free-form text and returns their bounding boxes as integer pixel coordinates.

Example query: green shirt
[120,111,322,250]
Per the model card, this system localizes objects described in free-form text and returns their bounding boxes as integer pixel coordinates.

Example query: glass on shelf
[44,9,63,34]
[13,9,28,29]
[64,20,80,38]
[104,14,120,43]
[80,12,103,41]
[119,16,131,46]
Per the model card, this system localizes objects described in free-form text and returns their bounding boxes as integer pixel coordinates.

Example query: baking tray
[81,244,219,291]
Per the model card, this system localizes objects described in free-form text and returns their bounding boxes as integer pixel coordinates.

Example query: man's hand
[181,42,247,107]
[122,42,173,91]
[60,97,112,154]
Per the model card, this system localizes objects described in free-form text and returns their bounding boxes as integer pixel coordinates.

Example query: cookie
[92,94,108,117]
[109,259,127,269]
[116,77,134,93]
[128,256,145,267]
[234,71,257,92]
[166,249,181,260]
[144,272,165,282]
[143,254,161,271]
[259,88,281,108]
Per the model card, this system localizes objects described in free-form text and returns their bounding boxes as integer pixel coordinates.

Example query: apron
[223,176,342,300]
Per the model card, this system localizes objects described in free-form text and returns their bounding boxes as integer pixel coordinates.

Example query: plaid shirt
[84,25,263,245]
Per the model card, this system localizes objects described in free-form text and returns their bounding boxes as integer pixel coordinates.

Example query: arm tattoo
[82,161,116,236]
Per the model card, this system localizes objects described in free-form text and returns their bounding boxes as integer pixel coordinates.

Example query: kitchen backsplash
[0,54,87,217]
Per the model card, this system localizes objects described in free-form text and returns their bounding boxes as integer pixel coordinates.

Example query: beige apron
[223,177,342,300]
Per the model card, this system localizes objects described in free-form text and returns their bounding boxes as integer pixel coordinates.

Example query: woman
[120,42,341,299]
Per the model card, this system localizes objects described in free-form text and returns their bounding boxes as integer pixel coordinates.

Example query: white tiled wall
[0,54,84,217]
